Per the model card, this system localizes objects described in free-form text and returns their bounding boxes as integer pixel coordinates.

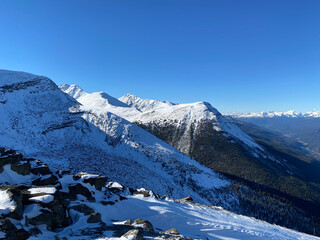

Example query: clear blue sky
[0,0,319,113]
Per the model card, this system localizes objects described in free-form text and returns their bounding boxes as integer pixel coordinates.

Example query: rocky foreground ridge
[0,147,198,240]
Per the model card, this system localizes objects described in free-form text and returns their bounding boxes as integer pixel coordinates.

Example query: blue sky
[0,0,319,113]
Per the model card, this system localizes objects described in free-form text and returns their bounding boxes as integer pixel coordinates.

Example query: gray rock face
[165,228,180,235]
[133,218,154,232]
[121,229,143,240]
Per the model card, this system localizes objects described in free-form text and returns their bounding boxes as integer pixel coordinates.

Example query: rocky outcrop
[0,148,198,239]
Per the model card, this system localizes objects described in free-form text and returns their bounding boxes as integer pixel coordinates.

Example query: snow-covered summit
[61,85,264,156]
[1,70,232,205]
[0,69,40,85]
[119,93,176,112]
[59,83,87,99]
[228,110,320,118]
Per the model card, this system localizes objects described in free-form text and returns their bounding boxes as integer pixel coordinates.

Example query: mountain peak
[58,84,87,100]
[119,93,176,112]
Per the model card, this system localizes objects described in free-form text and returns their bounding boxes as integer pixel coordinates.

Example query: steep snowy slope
[0,69,233,206]
[61,85,266,159]
[60,84,320,236]
[1,148,318,240]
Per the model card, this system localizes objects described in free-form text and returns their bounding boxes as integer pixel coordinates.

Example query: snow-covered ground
[29,192,320,240]
[0,69,230,205]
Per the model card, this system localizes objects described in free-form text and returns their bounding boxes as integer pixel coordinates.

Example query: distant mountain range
[228,110,320,118]
[228,111,320,162]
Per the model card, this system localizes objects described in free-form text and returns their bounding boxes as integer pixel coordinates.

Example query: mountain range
[0,69,319,239]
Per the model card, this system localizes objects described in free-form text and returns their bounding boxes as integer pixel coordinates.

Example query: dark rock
[87,212,102,223]
[29,227,42,236]
[10,162,31,175]
[32,175,59,186]
[69,204,94,215]
[83,176,108,191]
[118,195,127,201]
[101,201,114,206]
[30,165,52,175]
[68,183,92,199]
[121,229,143,240]
[0,147,5,155]
[133,218,154,232]
[0,218,30,240]
[164,228,180,235]
[28,209,70,230]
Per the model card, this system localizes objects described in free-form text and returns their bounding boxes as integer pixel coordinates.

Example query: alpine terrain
[0,69,318,239]
[61,83,320,237]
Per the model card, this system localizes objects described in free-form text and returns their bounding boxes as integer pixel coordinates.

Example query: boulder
[10,162,31,175]
[28,208,70,230]
[0,218,30,240]
[133,189,152,197]
[121,229,143,240]
[133,218,154,232]
[165,228,180,235]
[32,175,59,186]
[180,195,193,203]
[83,176,108,191]
[30,165,52,175]
[68,183,92,199]
[124,219,132,225]
[87,212,102,223]
[69,204,94,215]
[107,182,124,191]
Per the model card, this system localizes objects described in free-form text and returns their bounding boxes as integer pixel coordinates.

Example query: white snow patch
[0,190,15,215]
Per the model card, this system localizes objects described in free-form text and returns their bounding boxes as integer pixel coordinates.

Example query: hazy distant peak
[227,110,320,118]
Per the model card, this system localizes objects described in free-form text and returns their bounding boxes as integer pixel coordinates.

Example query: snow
[107,182,123,189]
[59,84,88,99]
[28,187,56,194]
[0,164,36,185]
[29,194,54,203]
[23,204,44,219]
[0,190,15,215]
[84,194,319,240]
[77,172,100,179]
[119,93,176,112]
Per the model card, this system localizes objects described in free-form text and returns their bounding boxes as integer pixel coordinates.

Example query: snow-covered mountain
[61,85,266,158]
[0,70,230,205]
[60,83,320,237]
[228,110,320,118]
[1,148,318,240]
[0,70,318,238]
